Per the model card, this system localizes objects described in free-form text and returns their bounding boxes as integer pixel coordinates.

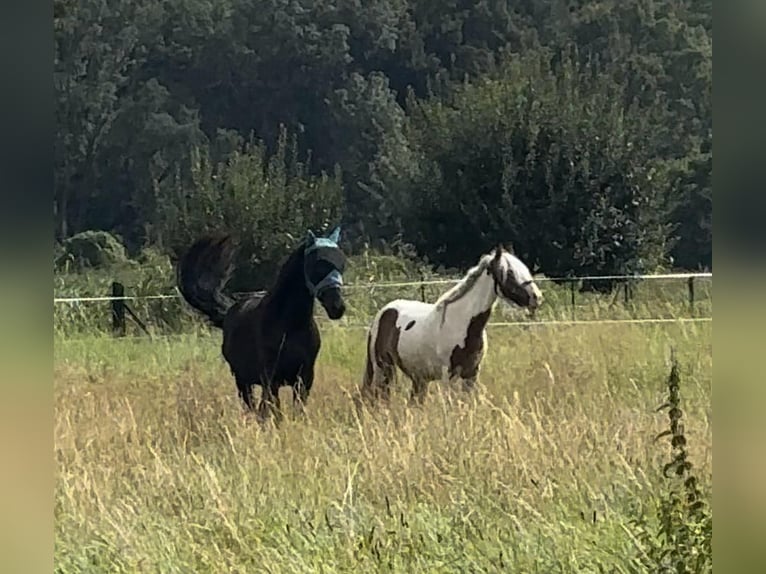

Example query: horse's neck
[279,280,313,309]
[441,272,496,325]
[266,254,315,324]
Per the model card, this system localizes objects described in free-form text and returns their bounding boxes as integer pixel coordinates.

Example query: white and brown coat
[361,245,543,404]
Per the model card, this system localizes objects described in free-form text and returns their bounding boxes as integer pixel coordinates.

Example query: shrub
[152,126,344,291]
[56,230,129,271]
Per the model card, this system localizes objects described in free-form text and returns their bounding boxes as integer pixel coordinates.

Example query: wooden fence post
[570,280,576,320]
[687,276,695,315]
[623,281,634,305]
[111,281,126,336]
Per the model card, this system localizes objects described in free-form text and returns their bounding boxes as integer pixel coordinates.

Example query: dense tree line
[55,0,712,286]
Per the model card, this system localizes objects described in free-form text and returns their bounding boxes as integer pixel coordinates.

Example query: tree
[668,149,712,270]
[399,50,674,283]
[53,0,712,272]
[325,72,419,240]
[54,0,159,238]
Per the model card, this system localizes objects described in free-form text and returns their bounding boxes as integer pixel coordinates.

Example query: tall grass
[54,316,712,572]
[628,355,713,573]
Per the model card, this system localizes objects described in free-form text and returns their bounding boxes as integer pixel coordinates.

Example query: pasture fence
[53,272,712,337]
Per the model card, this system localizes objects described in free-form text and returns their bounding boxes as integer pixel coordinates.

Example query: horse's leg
[360,376,376,403]
[368,365,392,403]
[409,377,428,406]
[258,381,282,425]
[361,358,389,404]
[462,334,486,395]
[440,365,455,389]
[257,386,271,422]
[236,375,256,411]
[462,369,478,392]
[361,369,379,404]
[440,365,468,403]
[378,363,396,403]
[461,361,482,393]
[461,375,479,396]
[269,384,283,424]
[294,366,314,416]
[459,366,481,408]
[258,391,284,425]
[361,329,380,404]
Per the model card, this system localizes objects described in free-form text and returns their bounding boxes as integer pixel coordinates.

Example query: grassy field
[54,315,712,572]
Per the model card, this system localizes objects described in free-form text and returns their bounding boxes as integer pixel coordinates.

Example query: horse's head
[488,244,544,313]
[304,226,347,320]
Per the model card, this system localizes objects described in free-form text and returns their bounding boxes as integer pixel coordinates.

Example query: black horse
[177,227,347,420]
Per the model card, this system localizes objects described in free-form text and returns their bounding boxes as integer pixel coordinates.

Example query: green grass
[54,316,712,572]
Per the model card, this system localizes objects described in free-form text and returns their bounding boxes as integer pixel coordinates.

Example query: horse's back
[376,299,434,323]
[369,299,435,347]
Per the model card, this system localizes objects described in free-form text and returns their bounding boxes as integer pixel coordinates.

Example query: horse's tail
[361,308,387,399]
[176,235,237,329]
[362,328,375,390]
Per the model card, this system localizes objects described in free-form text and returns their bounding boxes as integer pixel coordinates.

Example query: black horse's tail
[176,235,237,329]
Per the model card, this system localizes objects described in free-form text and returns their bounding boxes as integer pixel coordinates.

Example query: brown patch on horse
[374,308,402,369]
[449,309,492,378]
[405,320,416,330]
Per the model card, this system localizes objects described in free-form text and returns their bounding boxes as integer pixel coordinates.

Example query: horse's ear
[506,243,515,255]
[494,244,504,259]
[306,229,317,244]
[327,225,341,244]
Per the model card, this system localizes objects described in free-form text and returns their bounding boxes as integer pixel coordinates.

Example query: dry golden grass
[54,321,711,572]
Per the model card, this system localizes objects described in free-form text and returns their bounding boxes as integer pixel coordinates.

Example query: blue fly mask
[304,226,346,297]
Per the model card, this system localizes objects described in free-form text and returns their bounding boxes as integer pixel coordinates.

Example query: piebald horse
[361,245,543,405]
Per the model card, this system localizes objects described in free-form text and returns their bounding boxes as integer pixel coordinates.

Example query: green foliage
[54,0,169,240]
[54,0,712,272]
[154,126,344,289]
[401,50,674,283]
[56,231,128,271]
[326,72,418,238]
[627,356,713,573]
[668,149,712,270]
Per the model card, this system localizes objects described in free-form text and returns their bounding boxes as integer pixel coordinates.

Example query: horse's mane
[435,253,493,309]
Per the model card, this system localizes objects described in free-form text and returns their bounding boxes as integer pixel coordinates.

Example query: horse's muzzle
[325,302,346,320]
[317,287,346,320]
